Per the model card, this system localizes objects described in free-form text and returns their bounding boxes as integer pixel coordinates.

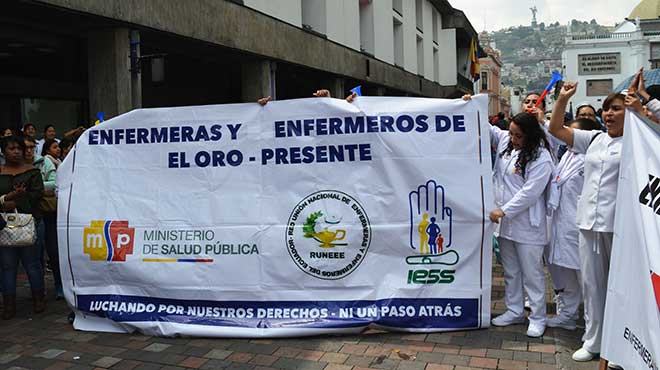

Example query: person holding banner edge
[488,113,553,338]
[547,75,643,367]
[465,93,554,338]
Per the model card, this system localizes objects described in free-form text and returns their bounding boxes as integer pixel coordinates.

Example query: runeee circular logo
[286,190,371,280]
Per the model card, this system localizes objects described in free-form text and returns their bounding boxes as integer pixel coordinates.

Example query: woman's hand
[2,200,16,212]
[462,94,472,101]
[313,89,331,98]
[628,67,642,95]
[636,68,651,102]
[527,106,545,123]
[5,183,27,201]
[257,96,272,106]
[346,92,358,103]
[489,208,505,224]
[557,81,578,102]
[625,93,643,113]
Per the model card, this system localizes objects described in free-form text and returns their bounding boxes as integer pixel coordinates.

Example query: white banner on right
[602,110,660,369]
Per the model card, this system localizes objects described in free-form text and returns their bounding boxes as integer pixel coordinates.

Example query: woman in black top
[0,135,45,320]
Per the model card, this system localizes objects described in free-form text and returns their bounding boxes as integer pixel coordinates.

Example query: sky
[447,0,640,32]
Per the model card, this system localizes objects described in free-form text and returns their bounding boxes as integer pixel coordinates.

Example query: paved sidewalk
[0,264,601,370]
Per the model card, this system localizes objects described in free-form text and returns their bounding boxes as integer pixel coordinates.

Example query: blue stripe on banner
[104,221,113,261]
[76,295,479,329]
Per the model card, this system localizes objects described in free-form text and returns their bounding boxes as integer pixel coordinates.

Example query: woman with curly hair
[488,112,554,337]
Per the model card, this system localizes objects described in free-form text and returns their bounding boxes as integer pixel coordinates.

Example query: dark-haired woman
[522,92,563,161]
[41,139,62,298]
[36,125,59,158]
[549,80,629,366]
[545,118,602,332]
[0,135,45,319]
[489,112,554,338]
[59,138,74,160]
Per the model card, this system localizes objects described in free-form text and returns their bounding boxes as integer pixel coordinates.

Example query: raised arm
[548,82,577,146]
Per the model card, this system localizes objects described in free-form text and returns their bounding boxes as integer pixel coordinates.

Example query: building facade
[477,33,510,117]
[561,0,660,109]
[0,0,480,135]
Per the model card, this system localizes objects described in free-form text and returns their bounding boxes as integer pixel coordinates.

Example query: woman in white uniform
[548,81,627,364]
[488,112,554,338]
[545,117,602,331]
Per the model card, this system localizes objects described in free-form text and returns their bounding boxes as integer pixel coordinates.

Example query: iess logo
[406,180,458,284]
[83,220,135,262]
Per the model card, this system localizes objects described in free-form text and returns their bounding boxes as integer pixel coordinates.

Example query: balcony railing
[569,31,640,41]
[457,73,474,93]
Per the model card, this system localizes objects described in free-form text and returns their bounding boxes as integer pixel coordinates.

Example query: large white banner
[57,95,494,337]
[602,111,660,368]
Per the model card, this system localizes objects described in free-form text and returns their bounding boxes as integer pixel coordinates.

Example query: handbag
[40,195,57,213]
[0,210,37,247]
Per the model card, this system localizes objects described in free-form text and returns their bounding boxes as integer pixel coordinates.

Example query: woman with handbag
[41,139,62,299]
[0,135,45,319]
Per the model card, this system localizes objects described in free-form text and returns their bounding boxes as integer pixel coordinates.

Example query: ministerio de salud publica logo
[286,190,371,280]
[83,220,136,262]
[406,180,458,285]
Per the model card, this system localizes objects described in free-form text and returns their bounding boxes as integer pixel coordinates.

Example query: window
[302,0,326,34]
[481,72,489,91]
[393,0,403,16]
[417,35,424,75]
[433,48,439,82]
[432,9,439,43]
[21,98,83,138]
[415,0,423,32]
[393,17,403,67]
[359,0,375,54]
[586,79,613,96]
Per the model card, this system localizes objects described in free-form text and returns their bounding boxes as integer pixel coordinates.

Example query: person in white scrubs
[488,112,554,338]
[545,118,602,331]
[548,80,629,367]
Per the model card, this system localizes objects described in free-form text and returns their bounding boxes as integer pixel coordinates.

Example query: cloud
[449,0,639,31]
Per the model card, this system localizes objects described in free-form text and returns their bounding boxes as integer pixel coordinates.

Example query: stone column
[241,60,275,102]
[87,28,138,121]
[324,77,345,99]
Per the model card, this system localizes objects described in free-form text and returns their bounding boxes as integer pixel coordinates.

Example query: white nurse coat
[572,130,622,232]
[491,126,554,246]
[546,149,585,269]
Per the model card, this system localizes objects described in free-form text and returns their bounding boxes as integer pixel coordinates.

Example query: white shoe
[546,315,576,330]
[607,362,623,369]
[526,321,546,338]
[491,311,525,327]
[553,293,565,315]
[572,347,598,362]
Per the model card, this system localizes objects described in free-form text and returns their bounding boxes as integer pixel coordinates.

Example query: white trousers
[547,264,582,320]
[498,237,546,324]
[578,229,613,353]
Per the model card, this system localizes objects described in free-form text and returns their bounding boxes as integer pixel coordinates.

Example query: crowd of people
[0,123,83,320]
[0,70,654,368]
[466,68,658,369]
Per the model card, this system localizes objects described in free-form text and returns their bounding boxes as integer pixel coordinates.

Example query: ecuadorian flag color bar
[142,258,214,263]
